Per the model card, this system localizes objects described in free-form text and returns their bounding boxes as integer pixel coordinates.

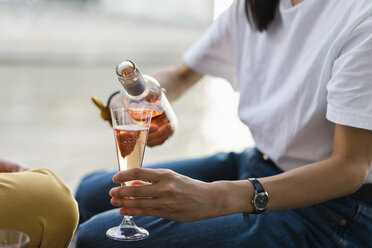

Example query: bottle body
[117,61,177,136]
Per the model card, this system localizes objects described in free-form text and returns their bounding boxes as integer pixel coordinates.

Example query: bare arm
[152,62,203,102]
[110,124,372,222]
[220,124,372,215]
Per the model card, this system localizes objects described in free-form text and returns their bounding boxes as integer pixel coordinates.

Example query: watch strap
[248,178,268,214]
[248,178,265,194]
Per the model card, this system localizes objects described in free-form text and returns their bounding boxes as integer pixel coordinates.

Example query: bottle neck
[116,60,146,96]
[118,73,146,96]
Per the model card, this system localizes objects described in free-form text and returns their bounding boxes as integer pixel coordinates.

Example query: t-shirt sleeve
[326,15,372,130]
[182,0,238,85]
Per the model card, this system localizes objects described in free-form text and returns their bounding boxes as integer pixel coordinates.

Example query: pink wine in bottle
[116,60,177,137]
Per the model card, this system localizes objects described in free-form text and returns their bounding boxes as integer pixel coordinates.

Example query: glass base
[106,225,149,241]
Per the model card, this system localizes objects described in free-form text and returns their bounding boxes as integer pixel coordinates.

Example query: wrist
[210,180,255,216]
[248,178,270,214]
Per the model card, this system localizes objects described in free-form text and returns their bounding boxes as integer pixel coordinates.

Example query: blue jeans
[75,148,372,248]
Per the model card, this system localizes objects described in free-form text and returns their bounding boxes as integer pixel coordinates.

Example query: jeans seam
[358,201,372,218]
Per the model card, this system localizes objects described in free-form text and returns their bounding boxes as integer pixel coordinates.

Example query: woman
[76,0,372,247]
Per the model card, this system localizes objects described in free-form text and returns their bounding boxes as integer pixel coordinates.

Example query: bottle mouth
[116,60,138,83]
[116,60,146,96]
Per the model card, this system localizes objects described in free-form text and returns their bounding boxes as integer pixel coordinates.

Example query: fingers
[0,159,28,173]
[119,207,163,218]
[112,197,178,220]
[110,183,159,198]
[131,180,151,186]
[111,168,177,198]
[147,123,174,147]
[111,197,160,210]
[113,168,167,184]
[149,124,158,133]
[149,123,173,139]
[18,166,29,172]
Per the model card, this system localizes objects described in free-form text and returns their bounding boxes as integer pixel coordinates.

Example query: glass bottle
[116,60,177,135]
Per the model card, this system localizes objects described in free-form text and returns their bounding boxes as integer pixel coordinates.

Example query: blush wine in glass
[107,107,152,241]
[114,125,148,172]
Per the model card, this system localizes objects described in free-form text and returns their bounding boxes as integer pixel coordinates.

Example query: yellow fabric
[91,96,112,125]
[0,168,79,248]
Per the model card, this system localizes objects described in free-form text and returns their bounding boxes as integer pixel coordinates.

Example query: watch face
[254,192,269,210]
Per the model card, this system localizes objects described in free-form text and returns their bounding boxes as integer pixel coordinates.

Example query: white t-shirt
[183,0,372,183]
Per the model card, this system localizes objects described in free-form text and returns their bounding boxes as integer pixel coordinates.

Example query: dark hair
[245,0,280,32]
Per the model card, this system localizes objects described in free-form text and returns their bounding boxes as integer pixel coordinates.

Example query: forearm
[152,62,203,102]
[215,156,369,216]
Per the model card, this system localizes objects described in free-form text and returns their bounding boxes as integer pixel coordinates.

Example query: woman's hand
[147,123,174,147]
[0,158,29,173]
[109,168,225,222]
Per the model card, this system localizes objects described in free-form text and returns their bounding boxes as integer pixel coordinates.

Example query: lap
[76,205,337,248]
[77,197,372,248]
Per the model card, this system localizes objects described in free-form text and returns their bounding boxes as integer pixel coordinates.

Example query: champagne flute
[106,106,152,241]
[0,229,29,248]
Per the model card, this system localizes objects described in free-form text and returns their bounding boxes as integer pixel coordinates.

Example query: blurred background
[0,0,253,196]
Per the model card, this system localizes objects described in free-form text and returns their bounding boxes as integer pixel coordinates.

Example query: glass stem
[120,215,137,228]
[118,183,138,228]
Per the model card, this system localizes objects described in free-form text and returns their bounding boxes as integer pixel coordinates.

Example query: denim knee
[75,170,117,224]
[76,210,120,248]
[75,173,97,224]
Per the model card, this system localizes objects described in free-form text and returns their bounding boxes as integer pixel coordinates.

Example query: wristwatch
[248,178,269,214]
